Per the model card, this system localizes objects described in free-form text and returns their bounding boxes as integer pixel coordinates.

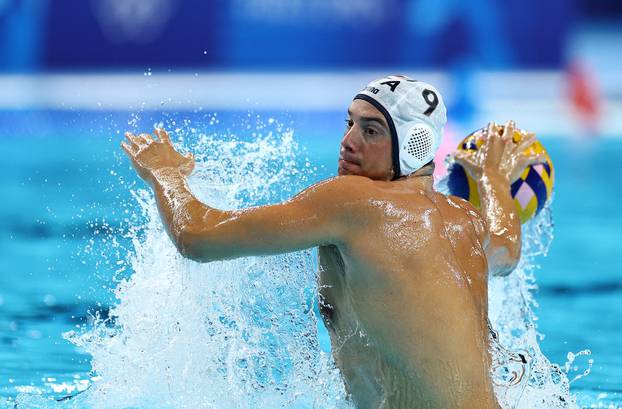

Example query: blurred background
[0,0,620,407]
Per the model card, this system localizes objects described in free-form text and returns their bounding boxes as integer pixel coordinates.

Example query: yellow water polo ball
[446,126,555,223]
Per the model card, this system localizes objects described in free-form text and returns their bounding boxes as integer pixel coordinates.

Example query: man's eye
[365,128,377,136]
[345,119,353,128]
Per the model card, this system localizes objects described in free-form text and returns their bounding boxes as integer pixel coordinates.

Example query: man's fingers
[125,131,153,148]
[486,122,497,137]
[486,121,500,140]
[155,128,172,144]
[521,152,548,167]
[138,133,154,145]
[453,150,477,168]
[121,141,136,156]
[516,132,536,153]
[481,122,499,155]
[503,120,516,139]
[125,131,141,144]
[124,132,140,150]
[498,121,515,159]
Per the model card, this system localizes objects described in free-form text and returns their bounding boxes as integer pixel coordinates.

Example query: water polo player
[121,75,545,409]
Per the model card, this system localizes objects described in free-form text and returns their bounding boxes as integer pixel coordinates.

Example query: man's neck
[392,164,435,191]
[399,162,435,178]
[412,167,434,178]
[394,174,433,192]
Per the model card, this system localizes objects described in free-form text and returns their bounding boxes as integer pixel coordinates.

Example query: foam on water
[58,119,349,409]
[13,115,588,408]
[487,207,578,409]
[437,174,588,409]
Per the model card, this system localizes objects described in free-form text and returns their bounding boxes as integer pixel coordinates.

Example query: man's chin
[338,160,362,176]
[338,166,359,176]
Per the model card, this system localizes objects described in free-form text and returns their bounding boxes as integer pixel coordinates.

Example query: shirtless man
[121,76,543,409]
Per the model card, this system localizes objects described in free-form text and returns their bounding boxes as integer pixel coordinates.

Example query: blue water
[0,110,620,407]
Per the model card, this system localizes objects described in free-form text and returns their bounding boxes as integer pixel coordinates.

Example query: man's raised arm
[121,128,362,262]
[454,121,546,276]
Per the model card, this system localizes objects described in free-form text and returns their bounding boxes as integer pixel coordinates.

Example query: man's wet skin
[317,176,496,409]
[122,97,542,408]
[314,100,498,408]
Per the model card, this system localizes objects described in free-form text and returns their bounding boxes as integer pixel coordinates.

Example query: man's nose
[341,127,357,153]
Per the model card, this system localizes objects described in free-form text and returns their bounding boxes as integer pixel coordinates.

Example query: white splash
[14,117,587,409]
[438,175,585,408]
[61,118,350,409]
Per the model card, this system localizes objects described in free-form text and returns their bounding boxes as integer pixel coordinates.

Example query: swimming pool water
[0,110,620,407]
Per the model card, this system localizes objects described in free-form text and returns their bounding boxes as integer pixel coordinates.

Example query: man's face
[338,99,393,180]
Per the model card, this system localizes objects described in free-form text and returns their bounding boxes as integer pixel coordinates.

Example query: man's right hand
[121,128,195,185]
[453,120,546,183]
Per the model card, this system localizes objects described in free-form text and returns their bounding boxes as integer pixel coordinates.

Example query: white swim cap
[354,75,447,178]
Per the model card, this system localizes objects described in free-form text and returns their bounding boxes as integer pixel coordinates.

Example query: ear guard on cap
[398,122,439,175]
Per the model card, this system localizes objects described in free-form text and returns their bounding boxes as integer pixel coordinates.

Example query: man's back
[122,110,534,408]
[318,176,500,409]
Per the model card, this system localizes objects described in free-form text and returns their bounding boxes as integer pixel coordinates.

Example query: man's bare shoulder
[294,175,379,224]
[445,194,488,241]
[305,175,376,200]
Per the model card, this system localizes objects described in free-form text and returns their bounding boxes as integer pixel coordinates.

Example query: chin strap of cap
[353,94,401,180]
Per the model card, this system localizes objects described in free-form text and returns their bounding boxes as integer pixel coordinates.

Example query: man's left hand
[453,121,546,183]
[121,128,195,184]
